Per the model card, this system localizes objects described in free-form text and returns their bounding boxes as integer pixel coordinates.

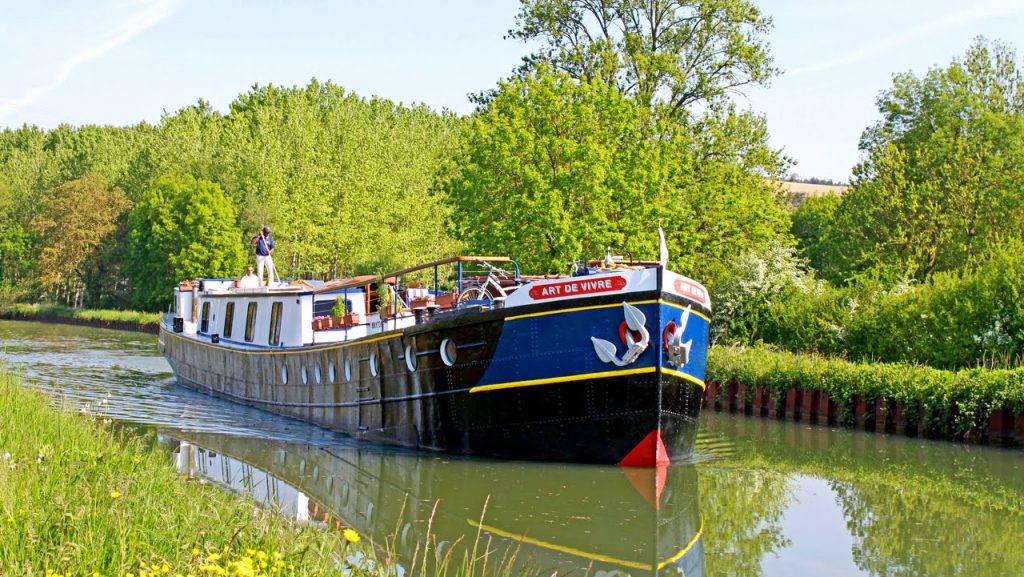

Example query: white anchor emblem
[665,306,693,368]
[591,302,650,366]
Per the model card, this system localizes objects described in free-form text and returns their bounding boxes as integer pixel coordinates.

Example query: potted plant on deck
[377,282,406,321]
[331,297,347,327]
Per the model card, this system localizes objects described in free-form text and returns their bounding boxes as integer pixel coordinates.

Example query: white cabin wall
[296,296,313,346]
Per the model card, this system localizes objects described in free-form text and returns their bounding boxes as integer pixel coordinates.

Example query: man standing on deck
[252,226,277,286]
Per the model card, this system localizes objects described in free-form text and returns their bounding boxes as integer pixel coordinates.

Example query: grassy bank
[708,346,1024,435]
[0,368,375,576]
[0,303,160,333]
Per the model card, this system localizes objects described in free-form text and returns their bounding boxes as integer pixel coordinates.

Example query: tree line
[0,0,789,312]
[1,2,1023,371]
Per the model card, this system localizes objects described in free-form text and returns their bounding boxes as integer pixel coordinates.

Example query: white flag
[658,226,669,267]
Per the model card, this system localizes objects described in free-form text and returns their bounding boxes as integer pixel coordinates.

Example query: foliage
[126,175,246,311]
[790,193,842,281]
[711,241,820,344]
[843,240,1024,369]
[0,368,371,575]
[507,0,777,117]
[816,38,1024,283]
[0,80,462,307]
[708,345,1024,435]
[756,281,869,355]
[453,65,791,277]
[29,175,131,306]
[330,296,347,317]
[376,282,405,314]
[0,302,160,327]
[215,81,462,277]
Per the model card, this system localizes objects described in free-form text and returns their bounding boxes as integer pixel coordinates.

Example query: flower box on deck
[409,296,435,309]
[435,293,457,309]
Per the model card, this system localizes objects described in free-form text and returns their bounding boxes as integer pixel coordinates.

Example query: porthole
[301,366,309,385]
[314,362,322,384]
[344,358,352,382]
[328,361,336,383]
[369,351,379,377]
[281,364,289,385]
[440,338,457,367]
[405,343,417,372]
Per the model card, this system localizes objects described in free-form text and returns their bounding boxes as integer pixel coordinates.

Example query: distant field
[775,180,848,197]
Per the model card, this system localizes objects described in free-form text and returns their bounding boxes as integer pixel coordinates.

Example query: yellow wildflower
[161,563,170,574]
[207,553,221,562]
[343,528,360,543]
[110,491,122,500]
[192,548,200,557]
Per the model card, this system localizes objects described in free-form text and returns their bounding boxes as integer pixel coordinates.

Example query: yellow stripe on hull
[469,366,705,393]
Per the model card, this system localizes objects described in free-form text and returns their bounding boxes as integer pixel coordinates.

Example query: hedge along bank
[0,303,160,333]
[706,346,1024,442]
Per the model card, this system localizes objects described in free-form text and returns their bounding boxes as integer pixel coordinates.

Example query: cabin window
[369,351,379,377]
[269,302,284,345]
[344,358,352,382]
[244,302,258,342]
[314,362,322,384]
[328,361,336,383]
[223,302,235,338]
[200,302,210,334]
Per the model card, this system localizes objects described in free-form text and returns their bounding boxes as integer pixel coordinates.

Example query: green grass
[0,368,524,577]
[0,303,160,328]
[0,368,375,576]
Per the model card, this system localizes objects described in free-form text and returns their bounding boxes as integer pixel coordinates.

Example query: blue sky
[2,0,1023,182]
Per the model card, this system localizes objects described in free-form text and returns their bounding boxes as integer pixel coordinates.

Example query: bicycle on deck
[457,261,524,306]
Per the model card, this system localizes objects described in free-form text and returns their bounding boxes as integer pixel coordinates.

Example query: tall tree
[453,65,789,278]
[215,81,461,277]
[29,175,131,306]
[507,0,777,117]
[126,175,246,311]
[824,38,1024,283]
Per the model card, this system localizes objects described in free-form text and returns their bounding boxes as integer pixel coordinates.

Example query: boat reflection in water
[169,433,704,576]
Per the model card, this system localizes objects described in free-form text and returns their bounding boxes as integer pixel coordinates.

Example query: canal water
[2,320,1023,577]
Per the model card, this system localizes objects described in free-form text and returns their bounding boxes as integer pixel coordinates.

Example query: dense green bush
[845,241,1024,369]
[725,240,1024,370]
[711,241,819,344]
[708,346,1024,435]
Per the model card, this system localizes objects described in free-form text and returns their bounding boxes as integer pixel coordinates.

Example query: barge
[158,254,711,466]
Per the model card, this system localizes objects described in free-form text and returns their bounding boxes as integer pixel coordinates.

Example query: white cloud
[788,0,1024,77]
[0,0,182,122]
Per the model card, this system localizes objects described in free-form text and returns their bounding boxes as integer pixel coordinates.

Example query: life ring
[663,320,678,349]
[619,321,643,347]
